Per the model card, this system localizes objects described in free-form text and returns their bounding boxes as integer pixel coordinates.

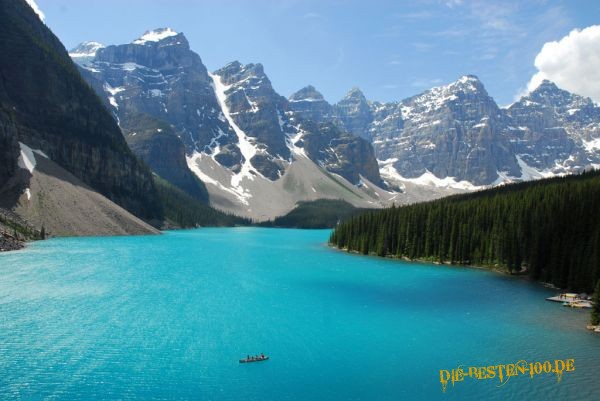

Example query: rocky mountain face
[506,80,600,173]
[288,85,337,123]
[71,26,600,217]
[120,113,209,203]
[297,120,382,185]
[334,88,374,141]
[71,28,240,201]
[69,41,104,65]
[0,108,19,190]
[293,76,600,188]
[84,28,240,158]
[286,86,382,185]
[72,29,387,218]
[0,0,162,222]
[369,76,520,186]
[211,61,290,180]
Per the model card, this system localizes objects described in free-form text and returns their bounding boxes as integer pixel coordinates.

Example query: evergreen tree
[591,280,600,326]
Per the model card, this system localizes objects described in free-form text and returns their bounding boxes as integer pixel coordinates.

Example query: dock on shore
[546,293,593,308]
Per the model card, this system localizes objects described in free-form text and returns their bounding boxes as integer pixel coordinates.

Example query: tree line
[154,176,250,227]
[258,199,368,229]
[330,171,600,292]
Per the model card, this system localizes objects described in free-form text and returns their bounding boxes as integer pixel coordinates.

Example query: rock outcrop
[121,113,209,203]
[506,80,600,173]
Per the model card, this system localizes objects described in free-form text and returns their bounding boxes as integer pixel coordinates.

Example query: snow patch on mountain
[379,153,566,190]
[394,169,481,190]
[289,98,323,103]
[402,75,481,119]
[18,142,49,200]
[69,41,105,58]
[583,137,600,152]
[205,128,227,155]
[378,156,487,190]
[286,128,307,159]
[209,72,261,188]
[186,152,252,205]
[516,155,557,180]
[103,84,125,109]
[18,142,37,173]
[186,153,219,186]
[133,28,178,45]
[25,0,45,23]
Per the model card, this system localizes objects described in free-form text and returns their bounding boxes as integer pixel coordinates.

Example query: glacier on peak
[69,41,105,58]
[133,28,179,45]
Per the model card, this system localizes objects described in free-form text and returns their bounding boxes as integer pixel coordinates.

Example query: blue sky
[37,0,599,105]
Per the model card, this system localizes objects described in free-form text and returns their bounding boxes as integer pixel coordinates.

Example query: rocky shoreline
[0,232,24,252]
[0,208,38,252]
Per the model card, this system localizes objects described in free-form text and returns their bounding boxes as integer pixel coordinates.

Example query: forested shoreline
[257,199,367,228]
[329,171,600,292]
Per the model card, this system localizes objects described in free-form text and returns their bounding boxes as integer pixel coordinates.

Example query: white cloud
[25,0,45,23]
[525,25,600,103]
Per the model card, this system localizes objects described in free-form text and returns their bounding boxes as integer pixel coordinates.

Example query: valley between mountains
[2,0,600,242]
[70,28,600,221]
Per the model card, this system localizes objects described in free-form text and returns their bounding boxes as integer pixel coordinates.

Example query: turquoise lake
[0,228,598,400]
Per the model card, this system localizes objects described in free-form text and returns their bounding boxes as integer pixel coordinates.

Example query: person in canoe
[240,354,269,363]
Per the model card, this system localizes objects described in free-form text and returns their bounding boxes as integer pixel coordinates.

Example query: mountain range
[70,29,391,220]
[69,27,600,220]
[3,0,600,237]
[291,75,600,188]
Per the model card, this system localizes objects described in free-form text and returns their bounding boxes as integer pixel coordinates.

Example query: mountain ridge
[73,30,390,219]
[70,28,600,216]
[293,74,600,187]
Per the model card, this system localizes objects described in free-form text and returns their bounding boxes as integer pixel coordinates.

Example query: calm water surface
[0,228,598,400]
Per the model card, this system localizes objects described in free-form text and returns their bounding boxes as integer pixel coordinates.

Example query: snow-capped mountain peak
[457,74,481,84]
[133,28,179,45]
[438,74,485,95]
[402,74,488,119]
[523,79,593,109]
[511,79,598,119]
[69,41,105,58]
[69,41,106,66]
[68,27,600,218]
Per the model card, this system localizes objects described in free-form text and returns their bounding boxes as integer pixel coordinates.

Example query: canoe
[239,356,269,363]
